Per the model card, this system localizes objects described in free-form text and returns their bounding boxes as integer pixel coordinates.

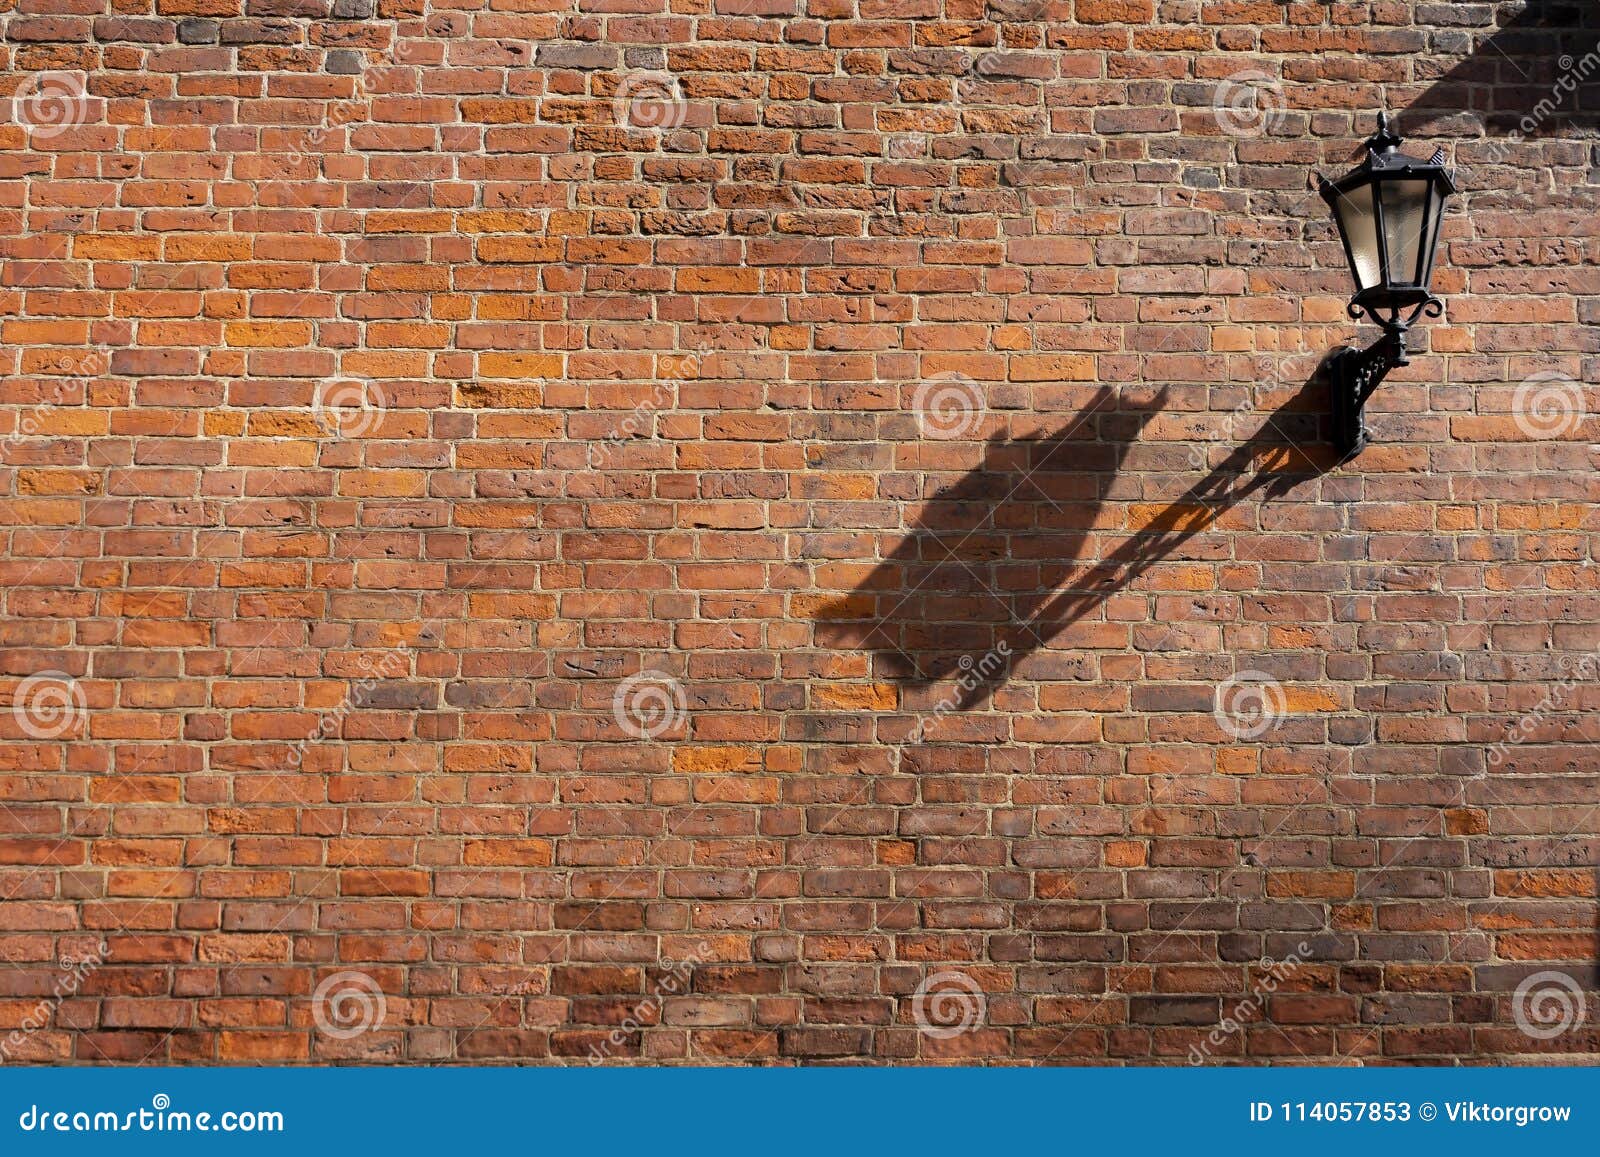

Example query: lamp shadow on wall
[813,367,1339,718]
[1400,0,1600,136]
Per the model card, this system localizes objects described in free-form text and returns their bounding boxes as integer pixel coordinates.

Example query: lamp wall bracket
[1329,294,1443,460]
[1330,325,1406,460]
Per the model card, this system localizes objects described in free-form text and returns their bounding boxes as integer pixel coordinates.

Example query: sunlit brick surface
[1,0,1597,1063]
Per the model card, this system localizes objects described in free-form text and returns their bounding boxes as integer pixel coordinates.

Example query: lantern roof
[1318,112,1458,201]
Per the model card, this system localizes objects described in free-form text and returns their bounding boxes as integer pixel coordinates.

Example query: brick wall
[2,0,1597,1064]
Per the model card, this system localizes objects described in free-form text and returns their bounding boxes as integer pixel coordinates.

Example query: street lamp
[1318,112,1457,459]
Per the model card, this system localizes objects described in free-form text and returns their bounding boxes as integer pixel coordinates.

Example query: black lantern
[1318,113,1457,458]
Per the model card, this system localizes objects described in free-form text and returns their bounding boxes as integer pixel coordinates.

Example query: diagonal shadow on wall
[1403,0,1600,136]
[815,370,1337,714]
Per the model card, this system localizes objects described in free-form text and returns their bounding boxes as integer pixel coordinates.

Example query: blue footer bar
[1,1067,1593,1153]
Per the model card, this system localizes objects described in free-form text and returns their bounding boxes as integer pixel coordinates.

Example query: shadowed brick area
[0,0,1597,1064]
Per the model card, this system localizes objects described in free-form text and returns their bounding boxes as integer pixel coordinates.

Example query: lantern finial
[1366,111,1402,154]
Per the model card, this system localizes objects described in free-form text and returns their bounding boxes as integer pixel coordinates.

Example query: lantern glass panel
[1332,182,1382,291]
[1379,178,1431,287]
[1419,181,1447,286]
